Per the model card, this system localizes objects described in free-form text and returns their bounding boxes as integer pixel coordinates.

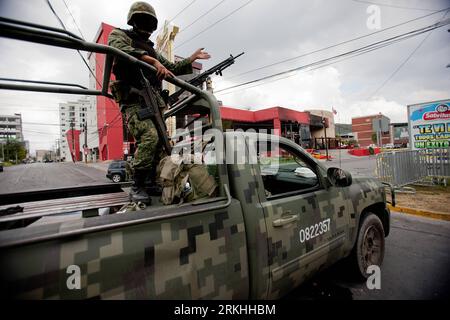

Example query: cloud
[215,66,344,110]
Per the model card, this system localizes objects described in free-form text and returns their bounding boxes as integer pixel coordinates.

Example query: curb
[388,204,450,221]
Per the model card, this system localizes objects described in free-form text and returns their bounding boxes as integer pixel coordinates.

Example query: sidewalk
[390,185,450,221]
[78,160,111,173]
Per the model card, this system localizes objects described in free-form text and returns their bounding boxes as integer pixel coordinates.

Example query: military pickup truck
[0,16,391,299]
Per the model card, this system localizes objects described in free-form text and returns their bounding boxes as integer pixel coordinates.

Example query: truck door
[254,139,349,299]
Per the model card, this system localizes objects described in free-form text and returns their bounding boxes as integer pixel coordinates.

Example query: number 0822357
[299,218,331,243]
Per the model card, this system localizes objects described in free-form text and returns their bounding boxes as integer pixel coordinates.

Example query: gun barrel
[232,52,245,59]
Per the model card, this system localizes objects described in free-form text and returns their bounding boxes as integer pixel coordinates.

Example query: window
[258,145,318,197]
[109,162,121,169]
[61,113,65,116]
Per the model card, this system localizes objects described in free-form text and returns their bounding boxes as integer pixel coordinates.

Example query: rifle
[130,69,172,155]
[168,52,244,106]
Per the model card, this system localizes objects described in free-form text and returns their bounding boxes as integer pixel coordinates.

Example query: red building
[352,114,390,147]
[91,23,124,161]
[220,106,336,148]
[66,129,82,161]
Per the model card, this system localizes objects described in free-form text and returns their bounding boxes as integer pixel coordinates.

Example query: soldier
[108,1,211,204]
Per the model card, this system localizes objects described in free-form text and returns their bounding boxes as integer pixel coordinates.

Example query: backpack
[157,155,217,205]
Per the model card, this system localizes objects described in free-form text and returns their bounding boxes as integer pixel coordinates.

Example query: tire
[111,173,122,183]
[349,213,385,280]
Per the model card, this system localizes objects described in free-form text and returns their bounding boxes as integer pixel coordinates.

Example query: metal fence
[376,148,450,187]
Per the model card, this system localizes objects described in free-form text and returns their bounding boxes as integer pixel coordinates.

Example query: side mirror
[327,167,352,187]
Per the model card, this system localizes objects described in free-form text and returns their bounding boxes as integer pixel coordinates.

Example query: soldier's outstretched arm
[157,48,211,76]
[157,53,193,76]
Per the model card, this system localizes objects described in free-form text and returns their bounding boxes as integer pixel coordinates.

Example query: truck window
[258,146,318,197]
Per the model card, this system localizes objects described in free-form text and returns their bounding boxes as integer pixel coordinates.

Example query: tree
[371,133,378,144]
[4,141,27,163]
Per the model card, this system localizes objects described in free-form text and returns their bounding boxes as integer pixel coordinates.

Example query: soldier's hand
[154,61,175,80]
[190,48,211,62]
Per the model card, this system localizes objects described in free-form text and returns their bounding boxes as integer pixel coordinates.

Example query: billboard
[407,99,450,150]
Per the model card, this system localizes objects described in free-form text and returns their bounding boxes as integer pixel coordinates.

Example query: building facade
[59,97,91,162]
[352,113,390,147]
[0,113,23,143]
[35,149,51,162]
[220,106,336,149]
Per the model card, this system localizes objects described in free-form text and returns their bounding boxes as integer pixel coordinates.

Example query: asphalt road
[322,149,377,177]
[285,212,450,300]
[0,162,111,194]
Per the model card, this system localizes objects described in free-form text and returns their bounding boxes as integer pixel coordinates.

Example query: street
[285,212,450,300]
[322,149,377,177]
[0,162,111,194]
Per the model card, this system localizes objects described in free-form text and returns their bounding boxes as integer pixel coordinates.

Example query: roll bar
[0,16,223,129]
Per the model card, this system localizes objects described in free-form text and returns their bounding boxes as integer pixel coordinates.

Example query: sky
[0,0,449,154]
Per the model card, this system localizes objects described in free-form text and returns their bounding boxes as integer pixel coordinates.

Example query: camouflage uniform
[107,7,193,180]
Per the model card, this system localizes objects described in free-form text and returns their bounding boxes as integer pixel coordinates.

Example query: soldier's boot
[130,169,152,205]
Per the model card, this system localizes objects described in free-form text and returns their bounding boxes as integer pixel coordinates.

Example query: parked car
[0,162,3,172]
[106,160,129,183]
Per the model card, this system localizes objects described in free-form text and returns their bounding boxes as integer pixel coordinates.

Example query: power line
[180,0,228,34]
[175,0,255,49]
[45,0,103,89]
[154,0,198,36]
[170,0,198,22]
[224,7,449,80]
[61,0,85,38]
[369,10,449,98]
[61,0,107,85]
[215,17,450,94]
[216,33,409,96]
[350,0,442,12]
[22,121,102,128]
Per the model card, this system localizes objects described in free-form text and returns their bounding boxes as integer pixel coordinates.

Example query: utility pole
[377,117,382,147]
[56,139,60,162]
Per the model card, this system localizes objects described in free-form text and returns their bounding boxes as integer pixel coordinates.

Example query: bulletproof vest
[112,28,161,89]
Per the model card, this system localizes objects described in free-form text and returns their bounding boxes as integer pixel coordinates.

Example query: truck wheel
[112,174,122,183]
[350,213,385,280]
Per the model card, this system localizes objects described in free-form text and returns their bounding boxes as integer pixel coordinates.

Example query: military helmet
[127,1,158,26]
